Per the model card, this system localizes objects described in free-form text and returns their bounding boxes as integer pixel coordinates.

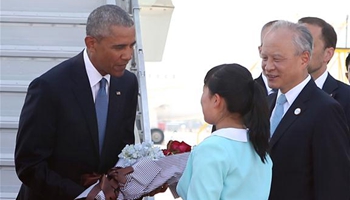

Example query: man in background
[298,16,350,130]
[256,20,278,95]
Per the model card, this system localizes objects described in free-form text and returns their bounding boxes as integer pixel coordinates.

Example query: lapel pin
[330,93,333,97]
[294,108,301,115]
[116,91,121,96]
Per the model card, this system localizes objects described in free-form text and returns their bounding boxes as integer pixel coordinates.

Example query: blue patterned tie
[270,94,287,136]
[95,78,108,153]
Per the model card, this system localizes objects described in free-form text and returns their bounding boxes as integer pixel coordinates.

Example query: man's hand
[135,183,169,200]
[148,183,168,196]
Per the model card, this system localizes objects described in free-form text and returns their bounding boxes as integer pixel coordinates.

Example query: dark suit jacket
[268,80,350,200]
[255,73,268,95]
[14,51,139,200]
[322,73,350,131]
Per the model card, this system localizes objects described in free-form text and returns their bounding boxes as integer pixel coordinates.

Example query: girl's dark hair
[204,63,270,163]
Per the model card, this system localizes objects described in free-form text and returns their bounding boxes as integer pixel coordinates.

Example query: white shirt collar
[276,75,311,111]
[211,128,248,142]
[83,48,110,88]
[314,70,328,89]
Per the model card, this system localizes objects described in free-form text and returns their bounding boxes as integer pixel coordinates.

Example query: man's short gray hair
[86,4,134,40]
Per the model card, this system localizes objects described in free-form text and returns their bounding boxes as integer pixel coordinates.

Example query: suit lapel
[70,52,100,155]
[269,80,315,148]
[255,74,268,95]
[267,92,277,114]
[322,73,338,98]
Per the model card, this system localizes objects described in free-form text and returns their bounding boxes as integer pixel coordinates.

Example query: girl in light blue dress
[177,63,272,200]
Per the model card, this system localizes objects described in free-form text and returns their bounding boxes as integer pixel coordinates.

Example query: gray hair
[86,4,134,40]
[270,20,313,56]
[260,20,278,45]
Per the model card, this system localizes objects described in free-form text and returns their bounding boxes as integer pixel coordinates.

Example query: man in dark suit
[298,16,350,131]
[256,20,278,96]
[261,20,350,200]
[15,5,139,200]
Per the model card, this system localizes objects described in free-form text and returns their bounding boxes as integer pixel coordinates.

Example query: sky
[143,0,350,123]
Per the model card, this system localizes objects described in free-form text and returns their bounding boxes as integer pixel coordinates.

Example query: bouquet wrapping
[116,151,190,199]
[76,141,191,200]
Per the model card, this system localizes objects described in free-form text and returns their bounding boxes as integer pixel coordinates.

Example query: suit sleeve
[312,102,350,200]
[14,78,84,199]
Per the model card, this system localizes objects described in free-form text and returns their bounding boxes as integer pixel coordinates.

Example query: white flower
[118,141,165,167]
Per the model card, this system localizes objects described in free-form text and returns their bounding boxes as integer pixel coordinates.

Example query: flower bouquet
[76,140,191,200]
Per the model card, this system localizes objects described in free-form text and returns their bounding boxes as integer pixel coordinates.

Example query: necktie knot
[277,94,287,105]
[100,78,107,91]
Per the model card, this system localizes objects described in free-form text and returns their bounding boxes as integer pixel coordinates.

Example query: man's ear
[85,36,97,53]
[324,47,335,64]
[300,50,311,69]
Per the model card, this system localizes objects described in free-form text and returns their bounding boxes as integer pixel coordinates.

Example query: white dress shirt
[314,70,328,89]
[271,75,311,119]
[83,48,110,101]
